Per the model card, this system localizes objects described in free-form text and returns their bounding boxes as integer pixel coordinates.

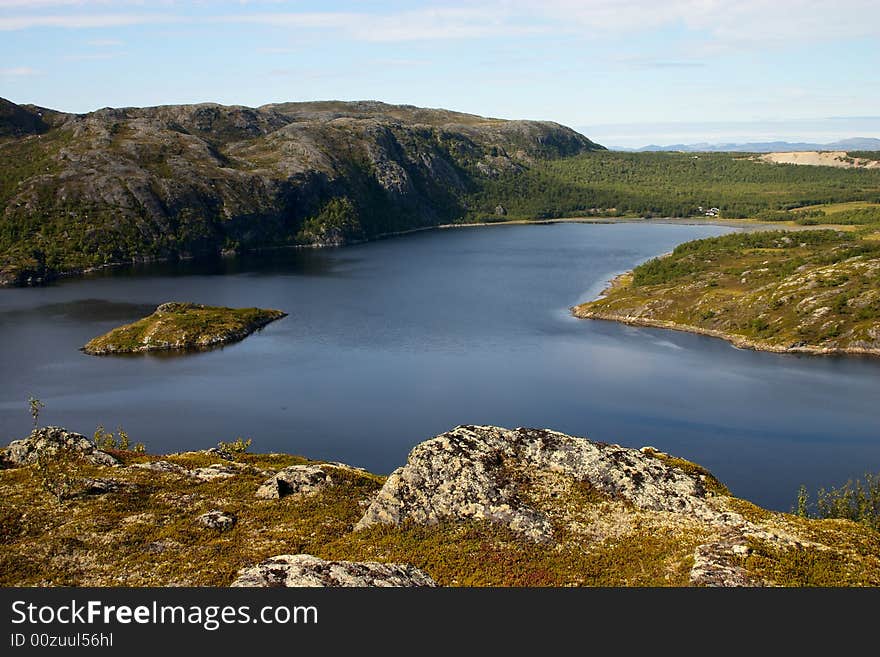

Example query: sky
[1,0,878,148]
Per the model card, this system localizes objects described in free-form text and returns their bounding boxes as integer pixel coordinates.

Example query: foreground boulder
[231,554,436,587]
[1,426,120,468]
[356,425,717,541]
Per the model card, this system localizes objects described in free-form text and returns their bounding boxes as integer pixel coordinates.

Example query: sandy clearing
[758,151,880,168]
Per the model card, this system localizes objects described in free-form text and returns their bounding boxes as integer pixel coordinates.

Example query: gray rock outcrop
[197,510,237,532]
[81,478,137,495]
[689,532,762,587]
[1,426,120,468]
[131,460,190,475]
[256,464,331,499]
[230,554,436,587]
[256,463,358,499]
[355,425,716,541]
[190,463,239,481]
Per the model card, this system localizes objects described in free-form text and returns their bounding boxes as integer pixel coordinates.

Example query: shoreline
[363,214,816,239]
[573,273,880,358]
[0,214,849,288]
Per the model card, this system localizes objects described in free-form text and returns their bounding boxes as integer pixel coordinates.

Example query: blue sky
[1,0,878,148]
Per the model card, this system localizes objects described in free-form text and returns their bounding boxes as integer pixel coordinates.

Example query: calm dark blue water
[2,222,879,511]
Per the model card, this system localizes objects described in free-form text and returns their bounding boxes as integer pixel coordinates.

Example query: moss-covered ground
[2,444,878,587]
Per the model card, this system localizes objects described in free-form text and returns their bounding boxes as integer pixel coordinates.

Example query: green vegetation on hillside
[754,202,880,226]
[845,151,880,161]
[467,151,880,220]
[82,302,286,354]
[574,229,880,354]
[796,474,880,532]
[295,197,363,245]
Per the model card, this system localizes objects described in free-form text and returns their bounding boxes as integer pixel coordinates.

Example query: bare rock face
[256,464,353,499]
[356,425,716,541]
[689,532,762,587]
[197,510,237,532]
[190,463,239,482]
[131,459,260,481]
[131,460,190,476]
[230,554,436,587]
[1,426,120,468]
[81,478,137,495]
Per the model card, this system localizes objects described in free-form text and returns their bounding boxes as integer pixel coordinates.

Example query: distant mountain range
[625,137,880,153]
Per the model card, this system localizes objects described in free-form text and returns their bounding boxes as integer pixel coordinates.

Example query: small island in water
[82,302,287,355]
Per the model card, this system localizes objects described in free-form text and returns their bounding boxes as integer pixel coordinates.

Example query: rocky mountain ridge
[0,97,602,285]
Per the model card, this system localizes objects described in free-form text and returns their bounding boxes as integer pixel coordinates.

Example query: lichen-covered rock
[197,510,237,532]
[204,446,234,461]
[256,464,350,499]
[1,426,119,468]
[131,460,190,475]
[256,464,330,499]
[230,554,437,587]
[131,459,254,481]
[689,533,762,587]
[190,463,238,481]
[81,478,136,495]
[356,425,716,541]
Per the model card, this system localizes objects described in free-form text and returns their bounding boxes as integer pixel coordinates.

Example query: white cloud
[63,51,121,60]
[0,1,146,6]
[0,66,39,76]
[221,8,547,42]
[256,46,301,54]
[0,13,176,30]
[87,37,123,46]
[516,0,880,43]
[0,1,877,47]
[611,54,706,70]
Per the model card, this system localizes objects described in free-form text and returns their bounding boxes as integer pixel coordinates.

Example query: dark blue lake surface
[2,222,878,511]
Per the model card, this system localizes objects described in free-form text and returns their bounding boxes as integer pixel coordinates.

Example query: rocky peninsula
[82,302,287,355]
[574,230,880,357]
[1,424,877,587]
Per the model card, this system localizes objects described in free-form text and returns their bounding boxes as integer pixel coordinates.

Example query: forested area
[466,151,880,221]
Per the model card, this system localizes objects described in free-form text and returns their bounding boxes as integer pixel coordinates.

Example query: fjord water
[2,222,879,511]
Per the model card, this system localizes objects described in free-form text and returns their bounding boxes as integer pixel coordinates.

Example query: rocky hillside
[1,424,877,587]
[0,98,602,285]
[575,229,880,356]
